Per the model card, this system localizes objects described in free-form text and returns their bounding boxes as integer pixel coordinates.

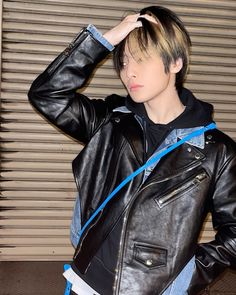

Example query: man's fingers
[138,14,158,25]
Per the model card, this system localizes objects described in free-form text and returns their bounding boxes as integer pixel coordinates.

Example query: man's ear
[170,58,183,74]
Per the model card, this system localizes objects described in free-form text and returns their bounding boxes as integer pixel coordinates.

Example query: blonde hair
[113,6,191,90]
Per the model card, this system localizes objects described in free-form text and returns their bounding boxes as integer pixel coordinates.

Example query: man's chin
[128,94,146,104]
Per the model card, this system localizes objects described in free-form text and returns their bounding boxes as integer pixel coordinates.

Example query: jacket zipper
[113,188,142,294]
[157,171,207,208]
[47,29,88,75]
[113,117,145,293]
[113,167,206,294]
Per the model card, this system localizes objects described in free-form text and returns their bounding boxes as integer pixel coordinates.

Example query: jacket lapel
[143,143,206,185]
[116,113,145,165]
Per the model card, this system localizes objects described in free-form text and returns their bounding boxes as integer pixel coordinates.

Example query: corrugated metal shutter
[0,0,235,261]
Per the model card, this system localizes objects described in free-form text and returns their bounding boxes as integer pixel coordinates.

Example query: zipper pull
[195,172,207,182]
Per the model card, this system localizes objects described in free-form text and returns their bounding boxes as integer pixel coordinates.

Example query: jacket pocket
[134,243,167,269]
[155,170,208,209]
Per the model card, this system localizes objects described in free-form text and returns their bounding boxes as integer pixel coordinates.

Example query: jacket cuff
[87,24,114,51]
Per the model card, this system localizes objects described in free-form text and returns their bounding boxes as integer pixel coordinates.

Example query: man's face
[120,42,177,106]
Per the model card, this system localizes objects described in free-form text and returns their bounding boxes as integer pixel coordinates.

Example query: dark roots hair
[113,6,192,90]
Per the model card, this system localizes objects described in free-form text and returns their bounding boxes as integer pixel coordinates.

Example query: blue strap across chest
[80,122,216,237]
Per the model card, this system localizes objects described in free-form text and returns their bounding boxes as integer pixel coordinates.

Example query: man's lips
[128,84,143,91]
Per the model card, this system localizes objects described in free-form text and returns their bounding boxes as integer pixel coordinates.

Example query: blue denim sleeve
[70,195,81,248]
[87,24,114,51]
[162,257,196,295]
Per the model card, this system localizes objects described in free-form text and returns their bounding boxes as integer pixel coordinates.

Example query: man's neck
[144,90,185,125]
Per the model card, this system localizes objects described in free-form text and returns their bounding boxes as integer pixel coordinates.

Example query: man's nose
[126,64,137,79]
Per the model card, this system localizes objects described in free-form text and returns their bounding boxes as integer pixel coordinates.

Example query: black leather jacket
[28,29,236,294]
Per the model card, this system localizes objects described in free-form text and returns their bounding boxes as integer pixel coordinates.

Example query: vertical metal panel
[0,0,236,260]
[0,0,3,86]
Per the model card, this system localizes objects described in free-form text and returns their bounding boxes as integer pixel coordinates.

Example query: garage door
[0,0,235,260]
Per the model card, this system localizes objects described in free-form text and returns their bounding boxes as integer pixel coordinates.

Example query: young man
[28,6,236,295]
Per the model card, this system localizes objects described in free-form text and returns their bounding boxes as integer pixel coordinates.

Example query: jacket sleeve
[188,153,236,294]
[28,28,120,144]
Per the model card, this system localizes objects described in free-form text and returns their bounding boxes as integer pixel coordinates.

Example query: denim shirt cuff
[87,24,114,51]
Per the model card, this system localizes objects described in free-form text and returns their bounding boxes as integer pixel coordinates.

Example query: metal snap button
[207,134,212,140]
[145,259,153,266]
[114,117,120,123]
[187,147,192,153]
[195,154,201,160]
